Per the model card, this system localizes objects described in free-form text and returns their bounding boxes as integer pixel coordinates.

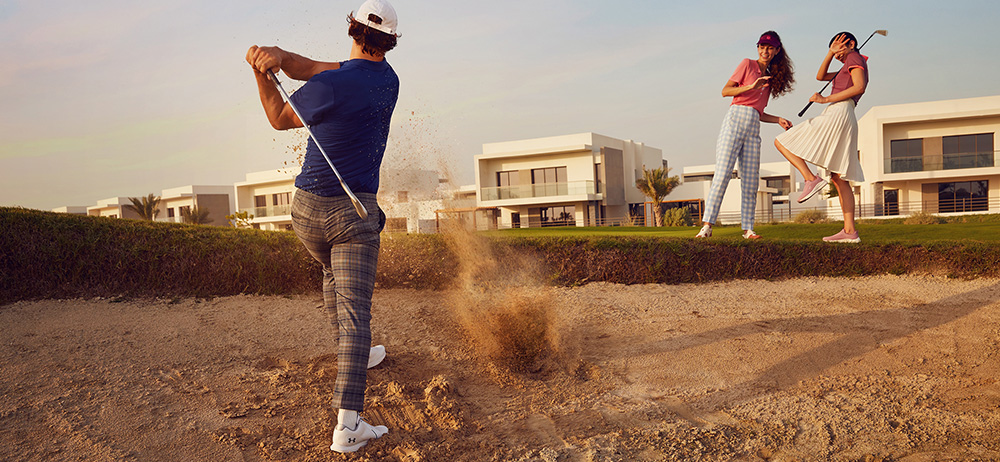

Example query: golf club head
[876,30,888,36]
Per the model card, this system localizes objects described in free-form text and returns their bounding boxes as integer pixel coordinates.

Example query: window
[943,133,994,169]
[889,138,923,173]
[683,174,714,182]
[540,205,575,227]
[764,177,790,196]
[511,212,521,229]
[255,195,267,207]
[938,180,988,213]
[531,166,567,197]
[272,192,291,206]
[496,171,520,199]
[167,208,175,218]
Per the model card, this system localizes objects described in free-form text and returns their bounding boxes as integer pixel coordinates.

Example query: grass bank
[3,207,999,304]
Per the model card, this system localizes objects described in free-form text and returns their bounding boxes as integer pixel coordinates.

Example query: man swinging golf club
[246,0,399,453]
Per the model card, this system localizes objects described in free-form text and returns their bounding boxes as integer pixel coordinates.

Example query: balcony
[243,205,291,218]
[480,180,598,202]
[886,150,997,173]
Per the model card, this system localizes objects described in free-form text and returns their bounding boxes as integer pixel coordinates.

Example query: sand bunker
[3,275,1000,461]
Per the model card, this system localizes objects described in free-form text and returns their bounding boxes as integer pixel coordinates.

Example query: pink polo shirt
[832,52,868,104]
[729,58,770,115]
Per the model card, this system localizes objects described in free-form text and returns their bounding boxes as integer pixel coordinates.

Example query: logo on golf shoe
[347,438,356,444]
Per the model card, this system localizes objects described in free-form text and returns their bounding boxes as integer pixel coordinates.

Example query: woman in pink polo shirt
[775,32,868,243]
[696,31,794,240]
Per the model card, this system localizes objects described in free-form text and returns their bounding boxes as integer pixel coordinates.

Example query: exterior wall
[195,194,232,226]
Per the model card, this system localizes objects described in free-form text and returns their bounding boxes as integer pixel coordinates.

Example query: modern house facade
[157,185,235,226]
[858,95,1000,217]
[87,197,143,220]
[670,161,809,225]
[235,170,297,231]
[234,168,464,233]
[475,132,665,228]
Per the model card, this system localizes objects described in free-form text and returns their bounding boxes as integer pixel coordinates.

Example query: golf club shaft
[797,30,881,117]
[267,70,369,219]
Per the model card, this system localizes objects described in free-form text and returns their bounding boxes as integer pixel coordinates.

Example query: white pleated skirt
[776,100,865,182]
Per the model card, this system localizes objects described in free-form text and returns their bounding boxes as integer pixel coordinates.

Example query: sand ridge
[2,275,1000,461]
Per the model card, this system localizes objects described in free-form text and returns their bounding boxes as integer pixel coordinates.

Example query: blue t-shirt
[290,59,399,196]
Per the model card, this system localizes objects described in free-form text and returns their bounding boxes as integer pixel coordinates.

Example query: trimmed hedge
[3,207,1000,305]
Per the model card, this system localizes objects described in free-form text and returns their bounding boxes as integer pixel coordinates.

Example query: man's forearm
[276,48,340,81]
[254,70,298,130]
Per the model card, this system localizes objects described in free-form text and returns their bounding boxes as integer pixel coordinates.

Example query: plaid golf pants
[291,188,385,411]
[702,104,761,230]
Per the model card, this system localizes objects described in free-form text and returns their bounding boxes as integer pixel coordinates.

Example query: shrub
[662,207,694,227]
[904,210,944,225]
[794,209,828,224]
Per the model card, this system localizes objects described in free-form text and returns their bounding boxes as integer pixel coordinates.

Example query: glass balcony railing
[480,180,598,201]
[886,150,997,173]
[245,205,291,218]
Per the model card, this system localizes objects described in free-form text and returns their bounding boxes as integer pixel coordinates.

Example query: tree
[635,165,680,227]
[226,210,255,228]
[180,205,212,225]
[124,193,161,221]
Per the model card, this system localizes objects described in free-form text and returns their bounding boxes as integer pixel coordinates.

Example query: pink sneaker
[797,177,828,203]
[822,229,860,243]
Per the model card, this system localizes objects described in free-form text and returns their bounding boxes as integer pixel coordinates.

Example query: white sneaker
[695,225,712,238]
[330,415,389,453]
[367,345,386,369]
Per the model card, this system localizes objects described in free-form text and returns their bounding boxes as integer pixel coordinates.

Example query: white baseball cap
[354,0,399,36]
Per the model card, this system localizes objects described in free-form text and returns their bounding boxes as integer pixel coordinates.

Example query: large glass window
[889,138,923,173]
[531,166,567,197]
[938,180,988,213]
[540,205,575,227]
[272,192,291,206]
[943,133,994,169]
[496,170,520,199]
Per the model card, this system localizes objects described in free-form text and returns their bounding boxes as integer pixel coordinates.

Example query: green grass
[4,207,1000,305]
[484,217,1000,243]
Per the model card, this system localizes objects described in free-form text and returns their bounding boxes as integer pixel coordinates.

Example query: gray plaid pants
[291,188,385,411]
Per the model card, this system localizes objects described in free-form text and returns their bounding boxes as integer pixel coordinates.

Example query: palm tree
[635,165,680,227]
[124,193,161,221]
[180,205,212,225]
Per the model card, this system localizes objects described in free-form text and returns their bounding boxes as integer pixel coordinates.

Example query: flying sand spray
[797,30,887,117]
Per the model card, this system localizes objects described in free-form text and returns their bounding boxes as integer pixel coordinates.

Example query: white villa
[474,132,665,228]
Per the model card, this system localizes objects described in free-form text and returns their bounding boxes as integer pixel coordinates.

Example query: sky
[2,0,999,210]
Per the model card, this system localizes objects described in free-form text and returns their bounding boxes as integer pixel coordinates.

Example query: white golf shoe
[330,415,388,453]
[367,345,386,369]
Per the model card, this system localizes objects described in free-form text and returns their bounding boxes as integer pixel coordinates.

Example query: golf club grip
[266,70,369,220]
[797,102,813,118]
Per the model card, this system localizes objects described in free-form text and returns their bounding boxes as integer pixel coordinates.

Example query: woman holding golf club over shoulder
[696,31,794,240]
[774,32,869,243]
[246,0,399,454]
